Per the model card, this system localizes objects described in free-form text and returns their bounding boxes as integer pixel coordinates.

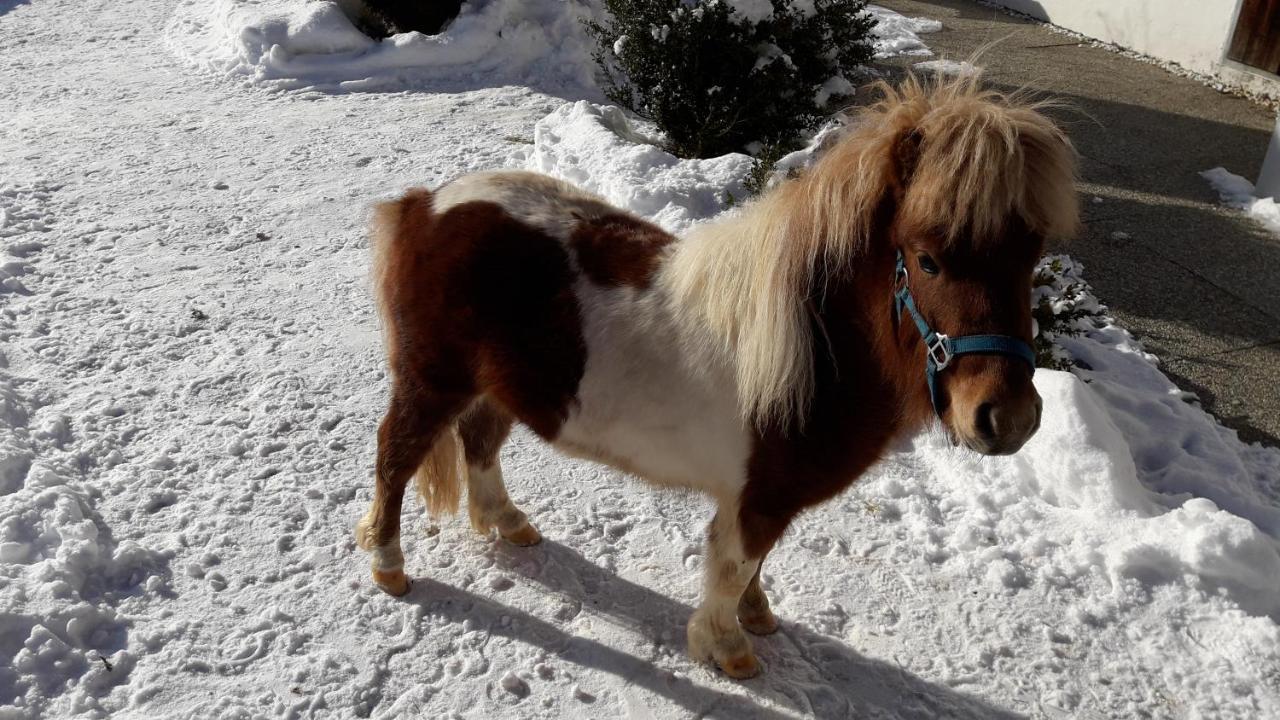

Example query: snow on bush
[166,0,602,92]
[166,0,940,99]
[1031,254,1109,370]
[585,0,875,158]
[1202,166,1280,235]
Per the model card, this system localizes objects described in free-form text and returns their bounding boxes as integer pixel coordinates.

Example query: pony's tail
[414,425,465,517]
[370,187,434,324]
[369,187,465,518]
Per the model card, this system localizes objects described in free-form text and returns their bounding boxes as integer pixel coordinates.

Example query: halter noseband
[893,251,1036,418]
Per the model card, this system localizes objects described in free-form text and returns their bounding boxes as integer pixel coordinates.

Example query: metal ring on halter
[926,333,951,371]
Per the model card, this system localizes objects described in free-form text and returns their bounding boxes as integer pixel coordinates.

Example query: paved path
[878,0,1280,446]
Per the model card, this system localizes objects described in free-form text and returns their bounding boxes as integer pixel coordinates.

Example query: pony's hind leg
[356,385,467,596]
[737,557,779,635]
[459,399,541,546]
[687,506,764,679]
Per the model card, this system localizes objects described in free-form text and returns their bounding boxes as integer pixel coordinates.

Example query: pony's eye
[918,254,940,275]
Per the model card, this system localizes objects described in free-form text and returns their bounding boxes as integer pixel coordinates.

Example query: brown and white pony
[355,76,1078,678]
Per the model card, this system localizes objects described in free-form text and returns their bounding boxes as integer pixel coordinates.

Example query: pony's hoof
[739,609,779,636]
[687,612,759,679]
[372,569,411,596]
[500,522,542,547]
[718,650,761,679]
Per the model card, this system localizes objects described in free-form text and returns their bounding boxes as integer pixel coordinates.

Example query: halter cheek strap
[893,251,1036,417]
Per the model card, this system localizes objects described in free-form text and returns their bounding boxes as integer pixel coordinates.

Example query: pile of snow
[165,0,603,93]
[921,307,1280,620]
[1063,313,1280,543]
[868,4,941,57]
[522,102,753,233]
[1202,166,1280,235]
[166,1,942,93]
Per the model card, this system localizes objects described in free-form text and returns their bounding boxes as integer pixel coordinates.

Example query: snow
[726,0,776,23]
[813,75,856,106]
[913,59,980,77]
[166,1,942,92]
[1202,166,1280,235]
[3,0,1279,717]
[166,0,603,93]
[867,4,942,58]
[752,43,796,73]
[523,102,753,232]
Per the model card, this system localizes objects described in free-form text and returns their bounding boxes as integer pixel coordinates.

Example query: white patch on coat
[465,461,529,535]
[437,170,754,501]
[555,279,752,501]
[435,170,616,242]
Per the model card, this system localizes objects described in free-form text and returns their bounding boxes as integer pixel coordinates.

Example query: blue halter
[893,251,1036,417]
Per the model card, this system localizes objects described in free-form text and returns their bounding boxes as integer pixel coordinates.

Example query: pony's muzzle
[966,391,1042,455]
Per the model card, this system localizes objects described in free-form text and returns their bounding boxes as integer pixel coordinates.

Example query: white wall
[989,0,1243,78]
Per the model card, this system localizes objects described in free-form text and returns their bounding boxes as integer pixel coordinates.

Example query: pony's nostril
[975,402,997,440]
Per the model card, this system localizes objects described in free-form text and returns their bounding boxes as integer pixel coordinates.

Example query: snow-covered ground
[1202,166,1280,236]
[166,0,604,93]
[2,1,1279,718]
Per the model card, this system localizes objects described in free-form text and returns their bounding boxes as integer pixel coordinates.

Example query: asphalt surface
[874,0,1280,447]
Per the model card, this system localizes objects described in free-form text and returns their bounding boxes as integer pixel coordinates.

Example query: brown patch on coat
[569,213,674,289]
[375,193,586,442]
[458,399,514,468]
[737,257,908,559]
[366,189,473,548]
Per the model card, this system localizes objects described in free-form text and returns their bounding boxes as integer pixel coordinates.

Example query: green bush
[585,0,875,158]
[1031,255,1108,370]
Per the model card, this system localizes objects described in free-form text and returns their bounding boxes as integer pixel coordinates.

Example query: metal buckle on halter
[927,333,951,370]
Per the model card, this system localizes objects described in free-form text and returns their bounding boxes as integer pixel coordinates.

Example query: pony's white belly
[554,284,751,500]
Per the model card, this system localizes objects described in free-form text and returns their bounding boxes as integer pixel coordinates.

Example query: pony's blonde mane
[664,74,1080,429]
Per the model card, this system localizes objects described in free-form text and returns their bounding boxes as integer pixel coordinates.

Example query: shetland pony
[355,76,1078,678]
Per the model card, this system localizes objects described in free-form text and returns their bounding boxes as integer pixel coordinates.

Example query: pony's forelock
[890,74,1081,245]
[663,73,1079,430]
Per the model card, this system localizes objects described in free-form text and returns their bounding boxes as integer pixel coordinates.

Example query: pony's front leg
[687,507,764,679]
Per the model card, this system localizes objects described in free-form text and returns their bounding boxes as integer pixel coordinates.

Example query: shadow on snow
[404,538,1024,719]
